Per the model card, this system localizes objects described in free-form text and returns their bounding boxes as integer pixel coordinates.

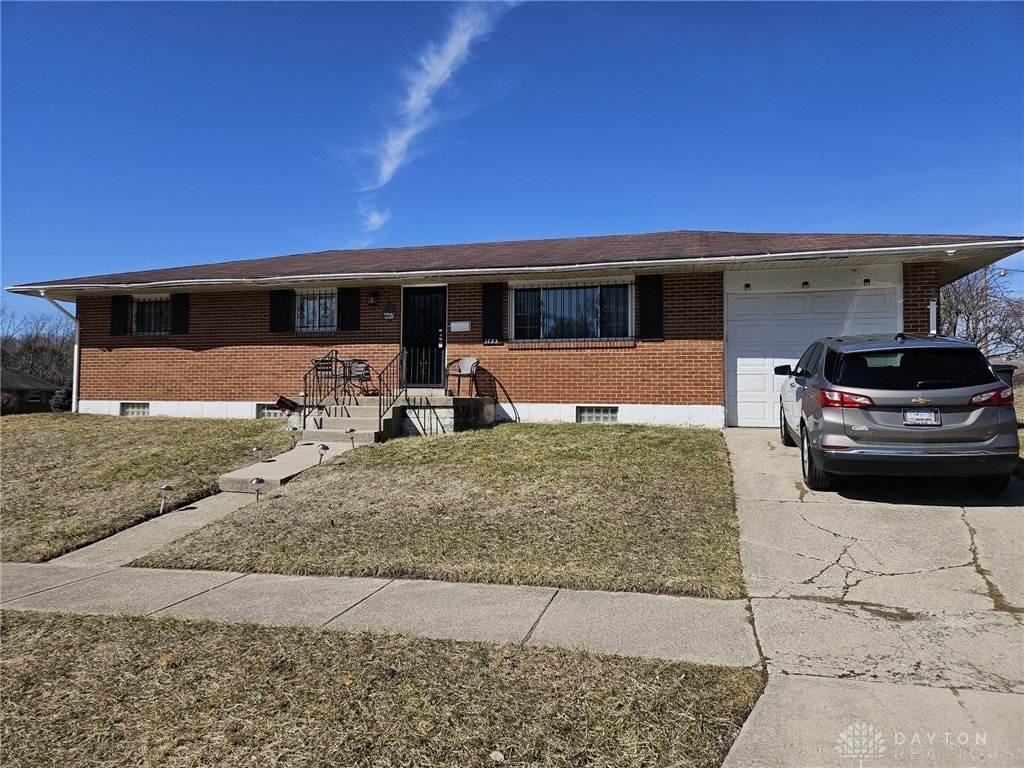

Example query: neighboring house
[6,229,1023,428]
[0,368,62,414]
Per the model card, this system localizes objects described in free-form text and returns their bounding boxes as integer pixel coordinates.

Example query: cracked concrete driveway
[723,429,1024,767]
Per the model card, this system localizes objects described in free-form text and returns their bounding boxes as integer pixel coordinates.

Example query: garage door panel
[726,288,897,427]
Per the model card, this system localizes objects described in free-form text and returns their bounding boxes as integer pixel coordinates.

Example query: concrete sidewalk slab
[1,566,242,617]
[325,578,556,644]
[752,598,1024,693]
[218,440,352,493]
[0,563,115,603]
[724,675,1024,768]
[51,492,253,567]
[156,572,392,627]
[527,589,760,667]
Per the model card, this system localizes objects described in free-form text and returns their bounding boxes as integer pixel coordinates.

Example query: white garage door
[726,289,898,427]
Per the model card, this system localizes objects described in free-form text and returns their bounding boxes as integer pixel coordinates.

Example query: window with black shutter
[110,295,131,336]
[636,274,664,340]
[338,287,360,331]
[481,283,504,344]
[269,290,293,333]
[170,293,190,335]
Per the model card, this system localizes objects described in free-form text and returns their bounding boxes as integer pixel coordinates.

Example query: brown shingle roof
[9,229,1023,291]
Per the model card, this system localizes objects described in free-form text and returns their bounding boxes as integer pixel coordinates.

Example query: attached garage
[724,265,901,427]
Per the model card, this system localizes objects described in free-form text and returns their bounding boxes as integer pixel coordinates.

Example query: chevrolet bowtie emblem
[910,397,932,405]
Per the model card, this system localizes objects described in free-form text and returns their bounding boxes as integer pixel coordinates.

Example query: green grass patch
[0,414,291,562]
[0,611,764,767]
[135,423,745,598]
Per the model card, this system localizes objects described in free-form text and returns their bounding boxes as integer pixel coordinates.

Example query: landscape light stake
[345,427,356,450]
[286,425,299,449]
[250,477,265,503]
[252,445,263,463]
[318,443,329,466]
[159,484,173,514]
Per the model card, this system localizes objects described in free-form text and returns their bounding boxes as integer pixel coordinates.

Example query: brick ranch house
[7,229,1023,429]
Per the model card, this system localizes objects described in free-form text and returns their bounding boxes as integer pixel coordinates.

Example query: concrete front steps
[299,397,396,445]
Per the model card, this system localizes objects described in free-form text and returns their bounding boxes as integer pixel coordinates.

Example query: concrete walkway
[2,430,1021,766]
[0,563,760,667]
[722,428,1024,767]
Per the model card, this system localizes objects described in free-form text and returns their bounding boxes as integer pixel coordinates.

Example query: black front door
[402,287,447,387]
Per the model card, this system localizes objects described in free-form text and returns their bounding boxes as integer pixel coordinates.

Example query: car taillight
[819,389,875,408]
[969,387,1014,406]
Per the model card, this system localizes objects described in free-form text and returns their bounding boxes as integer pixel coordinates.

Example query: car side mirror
[774,364,792,376]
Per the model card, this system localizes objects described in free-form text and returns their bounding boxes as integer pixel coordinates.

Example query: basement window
[256,403,287,419]
[120,402,150,417]
[576,406,618,424]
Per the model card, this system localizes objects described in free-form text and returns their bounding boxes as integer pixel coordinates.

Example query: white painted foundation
[81,399,726,427]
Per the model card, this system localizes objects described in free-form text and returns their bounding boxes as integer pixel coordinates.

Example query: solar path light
[318,443,329,466]
[159,484,173,514]
[250,477,265,503]
[286,425,299,449]
[252,445,263,463]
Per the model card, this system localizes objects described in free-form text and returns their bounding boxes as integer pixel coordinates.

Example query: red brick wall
[902,262,941,334]
[77,274,726,406]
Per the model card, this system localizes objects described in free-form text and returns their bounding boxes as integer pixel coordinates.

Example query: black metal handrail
[377,349,405,434]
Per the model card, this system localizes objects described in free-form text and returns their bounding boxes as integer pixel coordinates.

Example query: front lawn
[0,611,764,767]
[0,414,291,562]
[134,423,745,599]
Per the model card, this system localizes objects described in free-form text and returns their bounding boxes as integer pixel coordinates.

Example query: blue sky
[3,1,1022,318]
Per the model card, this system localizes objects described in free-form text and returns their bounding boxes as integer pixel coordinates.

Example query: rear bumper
[817,447,1020,477]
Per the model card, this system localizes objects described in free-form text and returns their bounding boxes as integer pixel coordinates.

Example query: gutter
[39,292,80,413]
[8,239,1023,296]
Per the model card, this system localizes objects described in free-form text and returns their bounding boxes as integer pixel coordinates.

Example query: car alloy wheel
[801,425,832,491]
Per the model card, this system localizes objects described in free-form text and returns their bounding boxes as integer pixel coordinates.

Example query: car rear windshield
[834,348,997,390]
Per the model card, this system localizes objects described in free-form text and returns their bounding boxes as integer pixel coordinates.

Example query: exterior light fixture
[250,477,265,502]
[863,278,871,286]
[318,443,329,466]
[743,283,751,292]
[159,484,173,514]
[802,281,809,289]
[252,446,263,463]
[368,292,379,305]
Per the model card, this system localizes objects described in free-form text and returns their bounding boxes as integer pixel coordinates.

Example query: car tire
[780,403,796,447]
[801,425,832,491]
[970,473,1012,496]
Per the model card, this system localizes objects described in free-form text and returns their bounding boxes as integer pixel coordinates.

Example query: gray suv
[775,333,1019,494]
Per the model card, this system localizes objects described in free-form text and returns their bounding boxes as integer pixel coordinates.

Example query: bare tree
[940,267,1024,357]
[0,304,75,386]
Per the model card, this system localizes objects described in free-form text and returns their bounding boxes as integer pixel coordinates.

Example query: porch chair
[343,358,373,396]
[311,350,343,401]
[446,357,479,396]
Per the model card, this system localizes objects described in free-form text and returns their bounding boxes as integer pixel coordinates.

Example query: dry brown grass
[134,423,745,598]
[0,610,764,768]
[0,414,291,562]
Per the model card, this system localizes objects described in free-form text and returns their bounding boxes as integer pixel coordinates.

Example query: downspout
[39,291,80,413]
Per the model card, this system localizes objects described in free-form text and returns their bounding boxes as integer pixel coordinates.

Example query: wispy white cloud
[372,2,512,189]
[360,203,392,233]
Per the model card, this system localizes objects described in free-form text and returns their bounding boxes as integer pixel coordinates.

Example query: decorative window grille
[577,406,618,424]
[296,290,337,332]
[133,296,169,336]
[25,391,45,403]
[256,403,286,419]
[120,402,150,417]
[511,282,632,341]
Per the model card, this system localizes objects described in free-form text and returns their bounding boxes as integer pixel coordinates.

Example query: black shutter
[110,295,131,336]
[269,290,293,333]
[482,283,504,343]
[170,293,190,334]
[636,274,664,340]
[338,287,360,331]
